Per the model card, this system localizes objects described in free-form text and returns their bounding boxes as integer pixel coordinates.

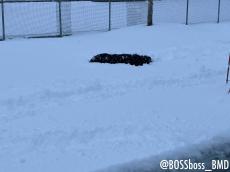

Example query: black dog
[90,53,152,66]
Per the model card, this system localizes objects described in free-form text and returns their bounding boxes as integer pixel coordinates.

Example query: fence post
[108,0,111,31]
[58,0,63,37]
[217,0,221,23]
[147,0,153,26]
[1,0,5,40]
[226,54,230,83]
[186,0,189,25]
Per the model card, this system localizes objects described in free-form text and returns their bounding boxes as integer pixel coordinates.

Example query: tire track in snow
[0,68,225,123]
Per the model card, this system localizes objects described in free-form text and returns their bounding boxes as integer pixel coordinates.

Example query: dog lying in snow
[90,53,152,66]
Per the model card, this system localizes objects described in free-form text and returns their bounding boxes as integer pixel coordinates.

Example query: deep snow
[0,23,230,172]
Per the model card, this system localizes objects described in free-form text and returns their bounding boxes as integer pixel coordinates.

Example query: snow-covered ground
[0,22,230,172]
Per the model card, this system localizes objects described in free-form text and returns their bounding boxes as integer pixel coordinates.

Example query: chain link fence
[0,0,148,40]
[154,0,230,24]
[0,0,230,40]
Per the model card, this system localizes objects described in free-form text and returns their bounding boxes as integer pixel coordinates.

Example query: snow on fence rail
[0,0,230,40]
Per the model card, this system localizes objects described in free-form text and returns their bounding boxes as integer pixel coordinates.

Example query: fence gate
[111,0,147,29]
[70,1,109,33]
[189,0,219,24]
[153,0,187,24]
[126,0,147,26]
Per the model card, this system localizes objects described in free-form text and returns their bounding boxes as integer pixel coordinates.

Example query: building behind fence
[0,0,230,40]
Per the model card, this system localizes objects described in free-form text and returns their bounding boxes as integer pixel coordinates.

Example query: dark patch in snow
[90,53,152,66]
[97,137,230,172]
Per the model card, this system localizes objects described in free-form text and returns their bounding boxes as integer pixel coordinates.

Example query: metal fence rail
[0,0,230,41]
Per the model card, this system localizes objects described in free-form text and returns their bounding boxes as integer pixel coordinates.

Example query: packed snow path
[0,23,230,172]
